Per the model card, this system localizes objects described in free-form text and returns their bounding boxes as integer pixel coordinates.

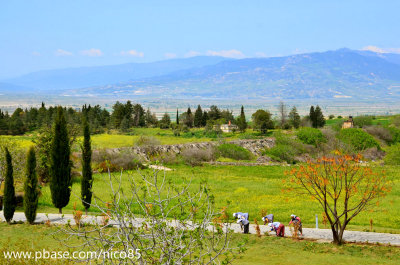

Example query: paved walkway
[2,211,400,246]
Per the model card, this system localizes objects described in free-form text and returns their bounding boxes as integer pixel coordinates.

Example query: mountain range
[2,48,400,100]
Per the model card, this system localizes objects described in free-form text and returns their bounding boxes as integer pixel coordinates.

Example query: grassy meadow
[30,164,400,233]
[1,223,399,265]
[1,116,400,264]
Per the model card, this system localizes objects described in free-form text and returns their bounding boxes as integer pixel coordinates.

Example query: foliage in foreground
[55,170,245,264]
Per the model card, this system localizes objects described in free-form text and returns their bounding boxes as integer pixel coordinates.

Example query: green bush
[388,126,400,144]
[263,132,307,164]
[384,144,400,165]
[296,127,326,146]
[217,143,253,160]
[264,144,298,164]
[353,116,374,128]
[337,128,380,151]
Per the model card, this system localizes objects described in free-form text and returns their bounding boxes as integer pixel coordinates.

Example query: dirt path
[2,211,400,246]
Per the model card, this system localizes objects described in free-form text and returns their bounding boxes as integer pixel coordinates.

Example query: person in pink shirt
[289,214,303,236]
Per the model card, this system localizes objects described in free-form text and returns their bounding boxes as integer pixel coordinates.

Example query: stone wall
[99,138,275,160]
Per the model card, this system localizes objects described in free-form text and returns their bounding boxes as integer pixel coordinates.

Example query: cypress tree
[176,109,179,125]
[81,118,93,214]
[202,111,208,127]
[50,107,71,214]
[289,106,301,129]
[309,106,316,128]
[194,105,203,127]
[3,148,15,223]
[314,105,326,128]
[237,105,247,132]
[24,147,39,224]
[185,107,193,128]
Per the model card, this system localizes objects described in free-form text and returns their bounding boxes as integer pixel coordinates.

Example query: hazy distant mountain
[3,56,231,90]
[0,82,33,93]
[3,49,400,101]
[354,49,400,65]
[68,49,400,100]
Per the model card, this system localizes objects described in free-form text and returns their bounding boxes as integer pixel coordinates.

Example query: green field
[1,223,399,265]
[29,164,400,233]
[1,128,266,152]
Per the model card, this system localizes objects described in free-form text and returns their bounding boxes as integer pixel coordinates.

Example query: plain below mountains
[2,49,400,100]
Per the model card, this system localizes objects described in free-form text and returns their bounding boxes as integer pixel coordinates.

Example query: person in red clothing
[289,214,303,236]
[270,222,285,237]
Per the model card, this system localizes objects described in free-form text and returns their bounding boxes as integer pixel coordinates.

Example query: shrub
[154,153,180,165]
[181,148,215,166]
[135,136,161,156]
[362,147,385,161]
[296,127,326,146]
[337,128,380,151]
[364,126,393,144]
[391,115,400,127]
[93,150,146,172]
[264,144,298,164]
[216,143,252,160]
[353,116,374,128]
[388,126,400,144]
[135,135,161,147]
[263,132,307,164]
[384,144,400,165]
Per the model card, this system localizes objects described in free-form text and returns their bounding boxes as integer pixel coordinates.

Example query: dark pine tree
[3,148,15,223]
[176,109,179,125]
[309,106,316,128]
[194,105,203,127]
[185,107,193,128]
[24,146,39,224]
[81,118,93,214]
[289,106,301,129]
[237,105,247,132]
[314,105,326,128]
[202,111,208,127]
[50,107,72,214]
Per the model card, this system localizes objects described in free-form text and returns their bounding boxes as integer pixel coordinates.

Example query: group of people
[233,212,303,237]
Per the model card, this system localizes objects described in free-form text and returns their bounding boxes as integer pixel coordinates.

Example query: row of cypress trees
[2,106,93,223]
[3,146,39,224]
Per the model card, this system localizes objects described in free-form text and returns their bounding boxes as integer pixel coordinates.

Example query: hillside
[3,56,230,90]
[68,49,400,100]
[2,49,400,101]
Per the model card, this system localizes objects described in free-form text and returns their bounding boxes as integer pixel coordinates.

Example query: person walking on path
[289,214,303,236]
[270,222,285,237]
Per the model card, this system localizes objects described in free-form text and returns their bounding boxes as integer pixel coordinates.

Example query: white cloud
[185,51,202,58]
[255,52,267,58]
[206,49,245,58]
[55,49,73,56]
[362,45,400,54]
[120,50,144,57]
[81,48,103,57]
[164,52,177,59]
[32,51,41,56]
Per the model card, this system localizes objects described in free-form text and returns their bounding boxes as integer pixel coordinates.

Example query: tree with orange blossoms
[288,152,391,245]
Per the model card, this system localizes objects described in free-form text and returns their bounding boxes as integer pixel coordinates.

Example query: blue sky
[1,0,400,79]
